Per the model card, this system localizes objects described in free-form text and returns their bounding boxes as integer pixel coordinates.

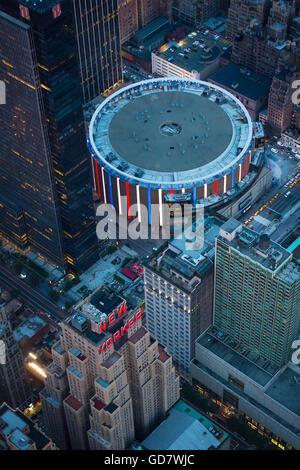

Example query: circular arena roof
[89,78,253,189]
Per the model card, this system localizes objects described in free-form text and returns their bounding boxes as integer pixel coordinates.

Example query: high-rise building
[118,0,139,44]
[0,321,31,410]
[0,1,99,272]
[72,0,123,103]
[214,219,300,369]
[226,0,271,40]
[0,403,54,450]
[144,217,221,375]
[40,287,179,449]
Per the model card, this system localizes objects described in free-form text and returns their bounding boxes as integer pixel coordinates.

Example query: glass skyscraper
[0,0,98,272]
[72,0,122,103]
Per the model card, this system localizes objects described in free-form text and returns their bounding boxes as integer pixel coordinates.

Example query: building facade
[226,0,270,40]
[0,1,99,272]
[190,218,300,450]
[214,219,300,369]
[0,403,54,450]
[172,0,221,26]
[267,71,298,135]
[72,0,123,102]
[209,63,271,121]
[118,0,139,44]
[143,217,222,375]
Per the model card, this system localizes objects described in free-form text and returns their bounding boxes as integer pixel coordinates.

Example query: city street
[0,264,66,321]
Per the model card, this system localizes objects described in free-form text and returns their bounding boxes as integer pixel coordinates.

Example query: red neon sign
[98,304,143,354]
[52,3,62,19]
[19,5,30,20]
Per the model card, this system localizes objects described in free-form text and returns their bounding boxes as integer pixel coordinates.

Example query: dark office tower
[0,1,98,272]
[72,0,122,103]
[0,322,31,410]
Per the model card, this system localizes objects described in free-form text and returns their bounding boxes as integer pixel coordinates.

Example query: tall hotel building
[143,217,222,376]
[72,0,123,103]
[0,0,98,272]
[214,219,300,369]
[40,287,179,449]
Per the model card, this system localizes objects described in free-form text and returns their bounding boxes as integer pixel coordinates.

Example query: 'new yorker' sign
[98,302,143,354]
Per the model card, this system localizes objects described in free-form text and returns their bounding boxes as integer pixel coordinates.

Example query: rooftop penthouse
[218,218,300,282]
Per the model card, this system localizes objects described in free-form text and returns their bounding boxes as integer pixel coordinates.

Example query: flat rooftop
[102,352,121,369]
[158,344,170,363]
[14,315,47,343]
[142,400,229,450]
[64,395,82,412]
[266,367,300,417]
[133,17,169,44]
[210,64,272,101]
[129,327,147,345]
[109,91,233,172]
[0,404,50,450]
[198,327,278,385]
[9,429,33,450]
